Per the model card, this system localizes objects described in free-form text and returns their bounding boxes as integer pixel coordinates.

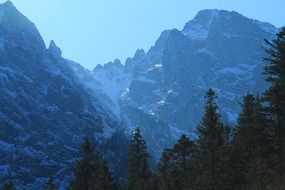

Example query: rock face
[92,9,278,160]
[0,1,122,188]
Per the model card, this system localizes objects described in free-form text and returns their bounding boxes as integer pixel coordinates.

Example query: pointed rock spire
[0,0,18,13]
[48,40,62,57]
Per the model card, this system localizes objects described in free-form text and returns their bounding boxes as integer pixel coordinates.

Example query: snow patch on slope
[182,9,219,40]
[93,66,132,118]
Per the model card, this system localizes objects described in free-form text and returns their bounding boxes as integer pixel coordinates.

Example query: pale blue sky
[1,0,285,69]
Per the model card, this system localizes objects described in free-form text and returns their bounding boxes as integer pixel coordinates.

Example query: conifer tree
[127,128,151,190]
[43,177,58,190]
[172,135,194,170]
[264,27,285,182]
[68,138,118,190]
[156,135,194,190]
[156,149,178,190]
[90,160,117,190]
[1,182,13,190]
[231,94,273,189]
[68,138,98,190]
[172,135,194,189]
[148,172,159,190]
[192,89,231,190]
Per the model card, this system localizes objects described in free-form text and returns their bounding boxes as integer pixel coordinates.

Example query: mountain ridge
[91,8,277,161]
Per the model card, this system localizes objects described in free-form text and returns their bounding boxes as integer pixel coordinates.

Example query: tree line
[1,27,285,190]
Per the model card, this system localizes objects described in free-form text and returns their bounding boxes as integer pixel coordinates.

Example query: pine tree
[172,135,194,170]
[192,89,231,190]
[264,27,285,183]
[68,138,118,190]
[230,94,274,189]
[156,149,178,190]
[43,177,58,190]
[156,134,194,190]
[171,135,194,189]
[127,128,151,190]
[101,129,129,180]
[90,160,117,190]
[68,138,98,190]
[1,182,13,190]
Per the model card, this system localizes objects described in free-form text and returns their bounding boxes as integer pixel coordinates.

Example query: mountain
[0,1,280,187]
[92,9,278,160]
[0,1,125,189]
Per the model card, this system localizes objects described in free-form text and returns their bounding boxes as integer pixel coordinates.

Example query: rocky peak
[134,49,145,59]
[182,9,220,40]
[153,29,177,49]
[182,9,255,40]
[0,1,46,51]
[48,40,62,57]
[0,0,30,25]
[148,29,185,58]
[93,59,124,72]
[103,59,123,69]
[93,64,104,71]
[182,9,277,40]
[125,49,146,70]
[0,0,16,12]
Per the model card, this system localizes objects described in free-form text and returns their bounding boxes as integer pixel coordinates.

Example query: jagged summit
[183,9,245,28]
[94,9,277,74]
[108,59,123,68]
[182,9,277,40]
[134,49,146,59]
[149,28,185,54]
[0,0,34,26]
[193,9,242,19]
[0,0,16,9]
[93,59,124,71]
[103,59,124,70]
[182,9,219,40]
[182,9,245,40]
[0,0,22,19]
[48,40,62,57]
[0,0,45,52]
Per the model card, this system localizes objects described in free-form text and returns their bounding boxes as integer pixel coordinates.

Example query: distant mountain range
[0,1,279,188]
[92,9,278,160]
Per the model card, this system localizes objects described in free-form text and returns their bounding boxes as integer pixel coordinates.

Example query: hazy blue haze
[1,0,284,69]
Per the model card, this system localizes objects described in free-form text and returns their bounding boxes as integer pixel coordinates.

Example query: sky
[1,0,285,70]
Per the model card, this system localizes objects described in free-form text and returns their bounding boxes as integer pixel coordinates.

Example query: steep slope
[92,59,132,118]
[0,1,121,188]
[93,9,278,160]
